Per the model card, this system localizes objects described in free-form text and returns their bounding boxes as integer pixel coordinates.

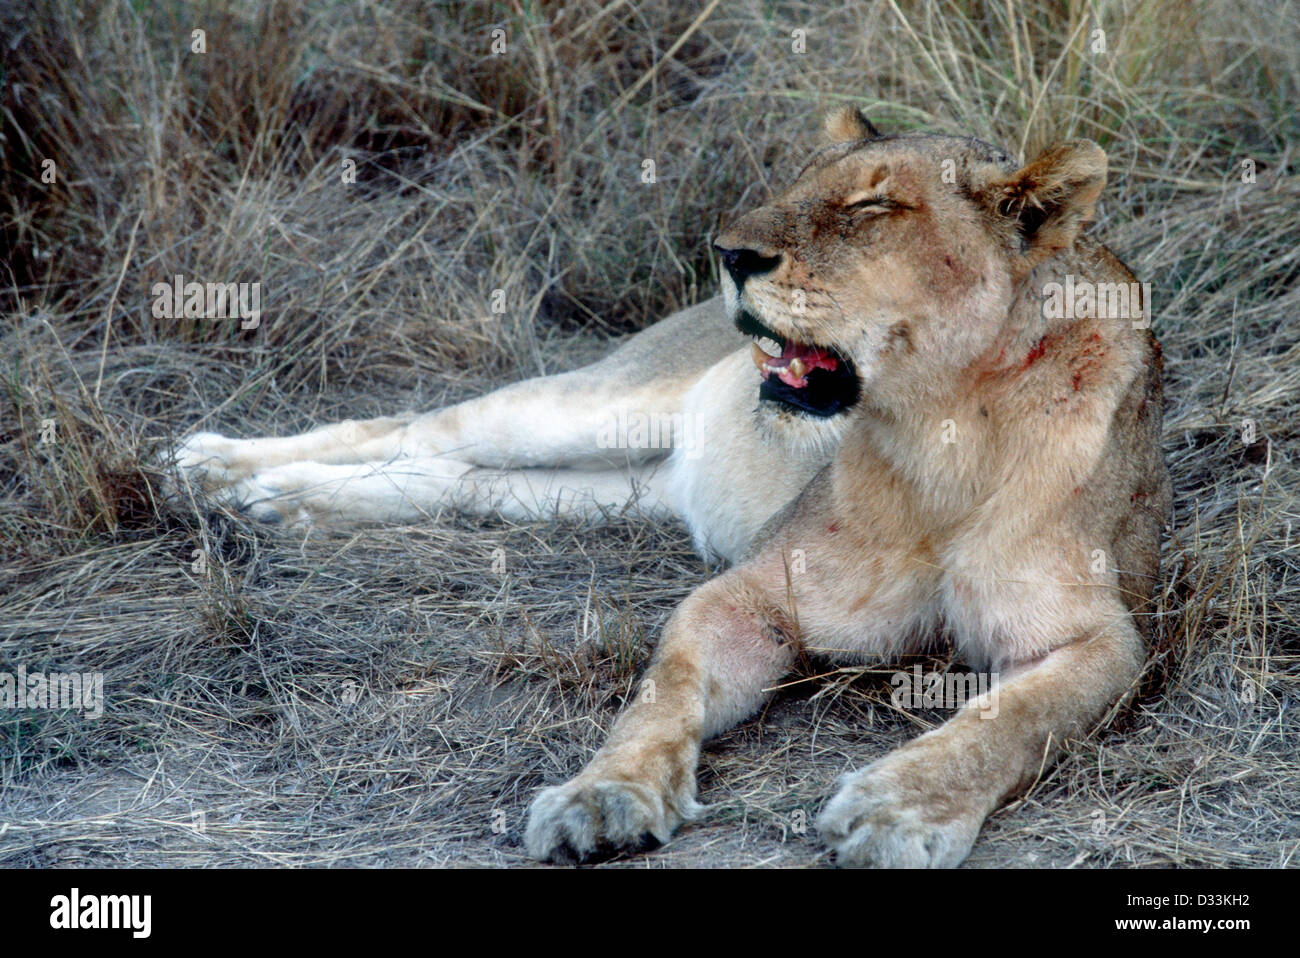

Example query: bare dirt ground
[1,0,1297,867]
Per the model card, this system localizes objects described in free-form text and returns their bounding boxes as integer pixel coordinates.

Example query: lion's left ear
[982,140,1107,265]
[821,107,881,145]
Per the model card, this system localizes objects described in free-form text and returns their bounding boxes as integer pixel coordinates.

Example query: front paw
[524,777,699,864]
[817,757,984,868]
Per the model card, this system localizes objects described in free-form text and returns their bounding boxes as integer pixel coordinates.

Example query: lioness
[174,109,1171,867]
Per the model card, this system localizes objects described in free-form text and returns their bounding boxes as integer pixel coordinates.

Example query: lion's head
[715,107,1108,447]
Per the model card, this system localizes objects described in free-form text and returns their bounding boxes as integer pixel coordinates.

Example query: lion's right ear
[979,140,1107,266]
[821,107,881,145]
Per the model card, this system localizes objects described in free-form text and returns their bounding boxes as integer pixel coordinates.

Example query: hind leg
[174,416,417,492]
[172,297,737,520]
[229,457,676,526]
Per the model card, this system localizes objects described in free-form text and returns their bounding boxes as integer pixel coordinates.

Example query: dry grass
[1,0,1296,867]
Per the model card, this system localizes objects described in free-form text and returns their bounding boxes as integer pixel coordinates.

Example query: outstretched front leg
[817,606,1144,867]
[525,569,799,862]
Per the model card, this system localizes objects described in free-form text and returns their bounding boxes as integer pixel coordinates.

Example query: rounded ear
[821,107,882,145]
[979,140,1107,264]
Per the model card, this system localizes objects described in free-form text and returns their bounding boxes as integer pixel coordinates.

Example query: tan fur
[173,116,1171,867]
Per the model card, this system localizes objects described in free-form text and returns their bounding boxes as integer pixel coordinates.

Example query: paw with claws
[525,776,702,864]
[817,746,987,868]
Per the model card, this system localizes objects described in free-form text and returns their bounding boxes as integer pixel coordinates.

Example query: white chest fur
[665,350,833,564]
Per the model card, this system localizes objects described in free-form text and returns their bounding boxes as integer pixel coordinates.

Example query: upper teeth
[750,343,811,382]
[755,336,782,358]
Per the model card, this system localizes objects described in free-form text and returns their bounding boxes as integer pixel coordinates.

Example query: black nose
[715,244,781,288]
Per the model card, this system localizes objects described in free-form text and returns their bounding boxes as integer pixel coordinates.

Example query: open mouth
[735,310,860,417]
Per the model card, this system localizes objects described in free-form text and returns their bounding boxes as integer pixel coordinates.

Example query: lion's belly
[665,350,829,564]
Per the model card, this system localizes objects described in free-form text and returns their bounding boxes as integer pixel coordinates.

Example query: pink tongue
[765,341,839,388]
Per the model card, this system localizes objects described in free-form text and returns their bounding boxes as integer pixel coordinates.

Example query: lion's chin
[754,399,853,461]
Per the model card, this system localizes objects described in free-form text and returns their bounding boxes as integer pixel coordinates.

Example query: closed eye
[843,195,904,213]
